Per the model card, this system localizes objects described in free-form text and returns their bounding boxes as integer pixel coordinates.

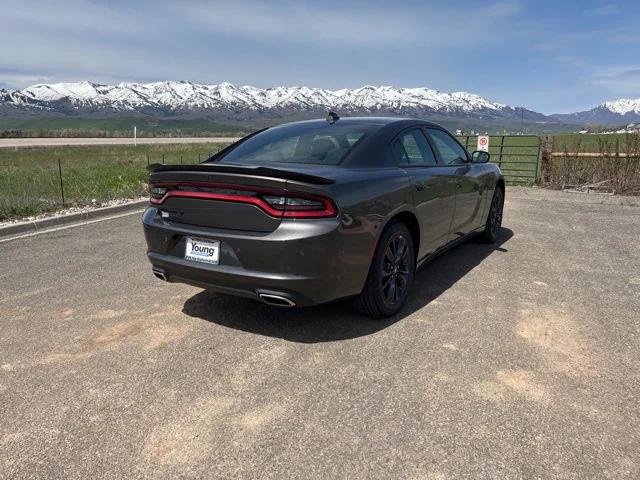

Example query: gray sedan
[143,116,504,317]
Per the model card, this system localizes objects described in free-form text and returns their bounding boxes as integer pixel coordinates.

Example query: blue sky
[0,0,638,113]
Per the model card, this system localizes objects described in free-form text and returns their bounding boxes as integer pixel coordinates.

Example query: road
[0,137,240,148]
[1,188,639,479]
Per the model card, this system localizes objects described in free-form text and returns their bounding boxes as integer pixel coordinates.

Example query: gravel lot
[1,187,639,479]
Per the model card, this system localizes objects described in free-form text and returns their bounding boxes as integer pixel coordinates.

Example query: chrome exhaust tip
[152,267,167,281]
[258,293,296,307]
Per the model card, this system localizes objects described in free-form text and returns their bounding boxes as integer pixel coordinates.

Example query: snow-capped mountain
[552,98,640,125]
[0,81,551,125]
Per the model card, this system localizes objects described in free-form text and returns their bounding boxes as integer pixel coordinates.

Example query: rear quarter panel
[290,167,412,294]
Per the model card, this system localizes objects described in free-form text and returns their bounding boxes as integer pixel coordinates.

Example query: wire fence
[0,147,225,221]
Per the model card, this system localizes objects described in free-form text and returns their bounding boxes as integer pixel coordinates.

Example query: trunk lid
[148,163,337,233]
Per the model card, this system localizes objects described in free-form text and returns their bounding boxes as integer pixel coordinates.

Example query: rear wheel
[479,187,504,243]
[354,222,415,318]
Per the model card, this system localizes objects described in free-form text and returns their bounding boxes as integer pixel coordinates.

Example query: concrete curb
[0,200,148,239]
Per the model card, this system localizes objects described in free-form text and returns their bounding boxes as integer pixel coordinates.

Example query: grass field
[552,133,637,153]
[0,143,229,221]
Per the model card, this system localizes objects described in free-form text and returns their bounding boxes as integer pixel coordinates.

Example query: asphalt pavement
[1,187,639,479]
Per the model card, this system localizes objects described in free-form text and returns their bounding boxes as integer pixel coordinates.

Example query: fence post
[180,155,183,165]
[198,153,201,163]
[57,158,65,207]
[498,136,505,168]
[540,135,553,185]
[162,154,165,164]
[535,142,542,184]
[146,154,149,167]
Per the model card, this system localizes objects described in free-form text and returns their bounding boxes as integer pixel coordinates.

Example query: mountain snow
[601,98,640,115]
[4,80,635,127]
[2,80,509,114]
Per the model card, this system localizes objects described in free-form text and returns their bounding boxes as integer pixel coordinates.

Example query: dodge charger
[142,116,504,317]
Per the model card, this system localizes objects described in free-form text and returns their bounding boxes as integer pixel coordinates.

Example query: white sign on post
[477,135,490,152]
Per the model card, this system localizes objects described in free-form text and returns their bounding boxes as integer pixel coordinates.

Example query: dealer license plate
[184,237,220,265]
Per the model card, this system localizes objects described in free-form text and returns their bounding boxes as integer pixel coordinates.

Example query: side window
[391,138,409,164]
[392,129,437,166]
[426,128,469,165]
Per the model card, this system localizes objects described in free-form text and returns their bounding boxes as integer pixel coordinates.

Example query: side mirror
[472,151,490,163]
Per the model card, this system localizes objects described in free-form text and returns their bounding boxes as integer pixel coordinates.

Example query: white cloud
[593,65,640,96]
[163,0,521,48]
[585,4,619,17]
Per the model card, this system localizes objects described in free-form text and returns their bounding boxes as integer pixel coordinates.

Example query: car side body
[143,117,504,315]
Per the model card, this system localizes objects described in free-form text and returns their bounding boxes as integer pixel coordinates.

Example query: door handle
[415,182,425,191]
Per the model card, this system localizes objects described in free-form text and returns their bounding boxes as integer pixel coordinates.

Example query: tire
[479,186,504,243]
[354,222,415,318]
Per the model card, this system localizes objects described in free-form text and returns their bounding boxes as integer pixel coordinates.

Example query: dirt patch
[41,318,192,365]
[41,352,91,365]
[516,309,596,377]
[409,472,447,480]
[0,286,54,304]
[0,305,29,320]
[51,307,74,319]
[496,370,550,403]
[91,320,149,348]
[143,396,234,467]
[89,309,128,320]
[91,317,191,352]
[142,395,289,469]
[475,369,550,404]
[237,403,286,431]
[144,322,192,350]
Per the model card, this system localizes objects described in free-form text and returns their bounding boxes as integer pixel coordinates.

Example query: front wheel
[354,222,415,318]
[479,187,504,243]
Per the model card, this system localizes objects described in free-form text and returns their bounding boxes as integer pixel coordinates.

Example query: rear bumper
[142,207,372,306]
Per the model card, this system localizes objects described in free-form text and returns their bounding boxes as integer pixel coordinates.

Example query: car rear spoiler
[148,163,335,185]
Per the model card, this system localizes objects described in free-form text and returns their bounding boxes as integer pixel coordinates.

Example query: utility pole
[520,108,524,135]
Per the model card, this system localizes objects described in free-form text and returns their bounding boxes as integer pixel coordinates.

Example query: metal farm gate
[457,135,542,184]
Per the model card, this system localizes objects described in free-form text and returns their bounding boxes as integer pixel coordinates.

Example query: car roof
[277,116,442,128]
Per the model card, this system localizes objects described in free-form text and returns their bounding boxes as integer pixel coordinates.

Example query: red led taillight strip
[149,182,336,219]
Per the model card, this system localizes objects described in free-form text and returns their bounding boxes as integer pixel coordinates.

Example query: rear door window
[426,128,469,165]
[392,129,437,167]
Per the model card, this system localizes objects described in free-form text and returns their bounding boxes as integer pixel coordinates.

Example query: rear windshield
[216,122,379,165]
